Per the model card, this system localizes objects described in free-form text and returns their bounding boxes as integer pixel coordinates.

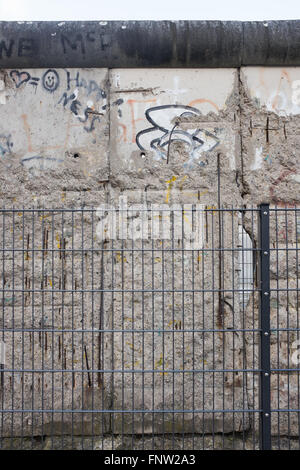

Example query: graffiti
[0,32,111,60]
[42,69,59,93]
[21,155,64,174]
[29,77,40,88]
[0,32,111,59]
[249,68,300,116]
[9,70,106,116]
[9,68,105,135]
[0,38,36,59]
[10,70,40,89]
[0,69,108,176]
[58,71,106,133]
[0,39,14,59]
[136,105,219,166]
[58,90,102,133]
[128,98,157,143]
[0,133,13,158]
[9,68,106,134]
[112,98,124,118]
[10,70,29,88]
[0,32,108,60]
[21,114,33,152]
[264,154,273,164]
[61,32,111,55]
[18,112,78,174]
[83,115,101,133]
[65,71,106,102]
[10,69,60,92]
[58,91,80,113]
[61,33,86,55]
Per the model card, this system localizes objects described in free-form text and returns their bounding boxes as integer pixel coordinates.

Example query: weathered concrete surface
[0,68,109,196]
[0,64,299,446]
[0,206,113,436]
[240,67,300,206]
[0,202,248,436]
[240,67,300,438]
[105,203,247,434]
[107,69,245,440]
[245,281,300,436]
[110,68,241,208]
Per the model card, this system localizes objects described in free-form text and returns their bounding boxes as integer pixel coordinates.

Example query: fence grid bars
[0,205,299,450]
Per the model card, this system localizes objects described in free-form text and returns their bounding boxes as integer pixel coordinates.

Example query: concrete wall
[0,63,299,445]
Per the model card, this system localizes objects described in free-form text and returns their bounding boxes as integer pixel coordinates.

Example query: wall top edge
[1,20,300,68]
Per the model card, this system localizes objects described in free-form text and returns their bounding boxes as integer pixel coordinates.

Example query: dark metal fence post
[258,204,271,450]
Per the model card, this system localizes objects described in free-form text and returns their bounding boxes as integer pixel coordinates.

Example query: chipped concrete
[0,65,299,444]
[240,67,300,206]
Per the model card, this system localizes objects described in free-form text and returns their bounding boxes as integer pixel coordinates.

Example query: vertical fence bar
[258,204,271,450]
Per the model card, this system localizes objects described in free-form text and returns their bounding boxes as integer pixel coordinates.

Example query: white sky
[0,0,299,21]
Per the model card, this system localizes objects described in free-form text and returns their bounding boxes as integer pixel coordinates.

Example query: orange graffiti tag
[21,114,33,152]
[271,69,292,111]
[188,99,219,112]
[21,113,81,153]
[118,123,127,143]
[127,99,157,143]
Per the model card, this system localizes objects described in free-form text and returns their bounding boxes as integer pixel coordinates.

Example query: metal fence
[0,205,299,450]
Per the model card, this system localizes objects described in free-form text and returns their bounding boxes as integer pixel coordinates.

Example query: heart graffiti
[9,70,31,88]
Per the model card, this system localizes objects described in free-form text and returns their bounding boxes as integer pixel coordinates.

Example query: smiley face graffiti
[42,69,60,93]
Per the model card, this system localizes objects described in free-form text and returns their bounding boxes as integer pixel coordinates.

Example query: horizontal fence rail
[0,206,299,450]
